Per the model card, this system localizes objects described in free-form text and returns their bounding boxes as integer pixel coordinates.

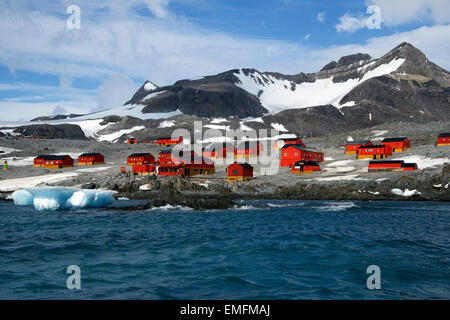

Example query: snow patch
[144,82,157,91]
[234,58,405,113]
[271,123,288,132]
[97,126,145,142]
[158,120,175,128]
[391,188,421,197]
[210,118,228,124]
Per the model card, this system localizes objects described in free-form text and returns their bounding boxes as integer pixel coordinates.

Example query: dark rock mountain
[1,124,87,140]
[126,42,449,127]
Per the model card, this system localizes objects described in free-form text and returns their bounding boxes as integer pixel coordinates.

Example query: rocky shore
[89,163,450,210]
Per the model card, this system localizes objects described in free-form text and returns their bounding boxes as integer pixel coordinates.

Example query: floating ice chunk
[12,189,34,206]
[13,187,117,211]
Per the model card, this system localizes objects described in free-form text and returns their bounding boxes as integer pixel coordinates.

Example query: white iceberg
[12,187,117,211]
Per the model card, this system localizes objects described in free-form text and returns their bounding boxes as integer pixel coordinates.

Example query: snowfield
[97,126,146,142]
[234,58,405,113]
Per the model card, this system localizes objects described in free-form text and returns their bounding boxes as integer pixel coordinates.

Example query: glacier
[12,187,117,211]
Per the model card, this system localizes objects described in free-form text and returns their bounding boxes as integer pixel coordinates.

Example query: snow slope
[234,58,405,113]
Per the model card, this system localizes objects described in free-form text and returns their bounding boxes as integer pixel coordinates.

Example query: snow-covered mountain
[1,42,448,141]
[126,42,449,119]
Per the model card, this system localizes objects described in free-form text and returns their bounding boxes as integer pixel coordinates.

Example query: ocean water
[0,200,449,300]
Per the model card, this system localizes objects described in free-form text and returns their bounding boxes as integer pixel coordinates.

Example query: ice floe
[12,187,117,211]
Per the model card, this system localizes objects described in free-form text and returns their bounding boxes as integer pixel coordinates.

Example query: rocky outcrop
[2,124,87,140]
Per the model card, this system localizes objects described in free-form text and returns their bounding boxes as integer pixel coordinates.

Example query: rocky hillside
[126,42,449,124]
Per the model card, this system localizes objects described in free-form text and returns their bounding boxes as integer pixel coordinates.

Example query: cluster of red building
[126,137,184,146]
[344,136,420,172]
[345,137,411,160]
[33,153,105,169]
[127,150,215,177]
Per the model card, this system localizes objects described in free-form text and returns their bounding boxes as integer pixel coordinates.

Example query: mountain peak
[143,81,158,91]
[337,53,372,67]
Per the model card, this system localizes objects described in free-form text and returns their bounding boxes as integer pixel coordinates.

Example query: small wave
[148,204,193,211]
[233,205,258,210]
[267,202,305,208]
[316,201,358,212]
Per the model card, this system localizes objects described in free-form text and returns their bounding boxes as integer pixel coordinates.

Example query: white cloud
[317,11,326,23]
[0,1,449,121]
[304,34,311,40]
[336,12,368,33]
[367,0,450,25]
[52,105,69,115]
[95,74,140,109]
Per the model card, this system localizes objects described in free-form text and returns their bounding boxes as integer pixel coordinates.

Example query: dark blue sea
[0,200,449,299]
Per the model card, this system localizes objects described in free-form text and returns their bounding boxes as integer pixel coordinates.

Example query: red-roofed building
[78,153,105,166]
[157,136,183,146]
[368,160,417,172]
[357,145,392,159]
[274,137,304,150]
[33,155,74,169]
[280,144,324,167]
[127,153,155,166]
[437,133,450,147]
[227,162,253,182]
[290,161,321,174]
[345,140,373,154]
[381,137,410,152]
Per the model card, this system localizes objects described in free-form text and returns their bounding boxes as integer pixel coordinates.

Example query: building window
[232,170,239,175]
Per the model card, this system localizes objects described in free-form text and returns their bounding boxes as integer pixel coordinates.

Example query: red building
[368,160,418,172]
[280,144,324,167]
[157,136,183,146]
[345,140,373,154]
[290,161,321,174]
[158,149,214,176]
[158,149,199,165]
[357,145,392,159]
[127,153,155,165]
[33,155,74,169]
[381,137,410,152]
[78,153,105,166]
[158,161,214,177]
[132,163,158,175]
[227,162,254,182]
[126,138,138,144]
[235,141,263,158]
[437,133,450,147]
[33,155,52,167]
[274,137,304,150]
[202,143,235,160]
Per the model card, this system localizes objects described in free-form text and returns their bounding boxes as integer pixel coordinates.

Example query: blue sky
[0,0,449,121]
